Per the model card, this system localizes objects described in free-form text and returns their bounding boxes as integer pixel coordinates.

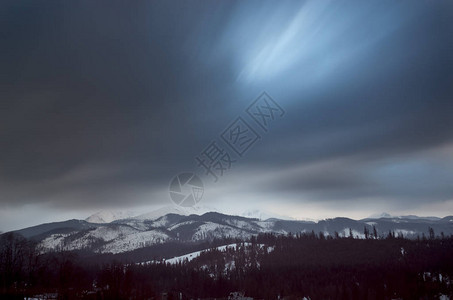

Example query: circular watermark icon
[169,173,204,207]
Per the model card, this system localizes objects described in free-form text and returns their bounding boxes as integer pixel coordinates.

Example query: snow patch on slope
[101,230,170,254]
[340,228,365,239]
[192,222,253,241]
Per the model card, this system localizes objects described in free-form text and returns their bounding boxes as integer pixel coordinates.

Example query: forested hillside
[1,231,453,299]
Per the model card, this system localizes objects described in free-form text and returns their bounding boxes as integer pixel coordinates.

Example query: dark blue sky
[1,0,453,230]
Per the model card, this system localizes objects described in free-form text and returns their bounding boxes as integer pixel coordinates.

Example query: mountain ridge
[4,211,452,256]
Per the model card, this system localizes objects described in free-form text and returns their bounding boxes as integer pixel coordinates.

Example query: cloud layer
[1,0,453,230]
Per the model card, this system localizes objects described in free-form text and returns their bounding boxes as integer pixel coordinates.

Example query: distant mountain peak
[240,209,294,221]
[85,204,219,224]
[367,212,392,219]
[85,210,137,224]
[134,204,217,221]
[366,212,441,221]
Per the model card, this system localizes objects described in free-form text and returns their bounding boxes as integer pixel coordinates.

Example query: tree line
[1,228,453,299]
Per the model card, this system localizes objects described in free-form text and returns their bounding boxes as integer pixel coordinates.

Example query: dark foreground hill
[1,229,453,299]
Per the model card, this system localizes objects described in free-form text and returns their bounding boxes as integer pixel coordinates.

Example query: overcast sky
[1,0,453,231]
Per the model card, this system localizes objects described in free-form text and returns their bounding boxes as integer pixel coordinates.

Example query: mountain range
[5,207,452,257]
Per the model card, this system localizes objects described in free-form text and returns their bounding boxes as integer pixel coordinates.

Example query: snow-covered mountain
[85,210,138,223]
[85,205,217,224]
[367,212,393,219]
[134,205,216,220]
[366,212,441,222]
[240,209,294,221]
[7,212,453,256]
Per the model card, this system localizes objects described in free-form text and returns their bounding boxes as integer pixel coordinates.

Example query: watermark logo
[169,173,204,207]
[221,117,260,157]
[195,141,236,182]
[246,92,285,132]
[169,91,285,207]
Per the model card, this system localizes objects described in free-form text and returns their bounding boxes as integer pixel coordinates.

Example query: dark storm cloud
[0,0,242,209]
[0,0,452,215]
